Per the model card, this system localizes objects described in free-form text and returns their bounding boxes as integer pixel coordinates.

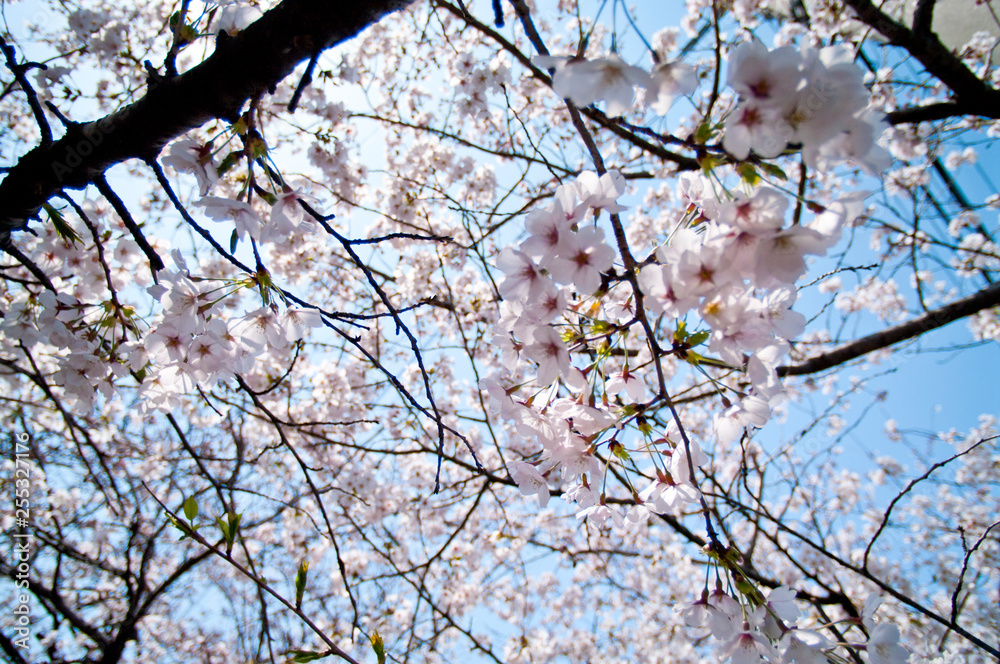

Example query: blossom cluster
[487,170,861,527]
[488,41,874,531]
[0,230,322,412]
[0,0,994,662]
[163,138,317,245]
[458,32,925,661]
[680,586,908,664]
[535,52,697,116]
[535,42,889,171]
[1,289,126,407]
[471,32,929,664]
[723,42,890,170]
[129,252,323,413]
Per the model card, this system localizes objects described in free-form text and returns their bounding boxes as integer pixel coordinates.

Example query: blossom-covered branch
[0,0,413,242]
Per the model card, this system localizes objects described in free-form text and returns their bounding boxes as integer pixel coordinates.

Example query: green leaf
[287,649,327,663]
[229,511,242,538]
[43,203,82,246]
[167,512,184,532]
[216,511,242,550]
[737,162,760,186]
[166,512,197,540]
[591,320,611,334]
[694,121,714,145]
[216,515,230,542]
[294,560,309,607]
[246,130,268,160]
[217,151,241,176]
[231,116,249,136]
[255,269,273,306]
[183,496,199,522]
[370,630,386,664]
[735,577,764,605]
[759,162,789,181]
[179,24,198,44]
[687,330,710,347]
[215,512,243,553]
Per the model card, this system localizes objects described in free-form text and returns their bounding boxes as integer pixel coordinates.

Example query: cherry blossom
[605,368,647,402]
[508,461,550,508]
[535,54,653,116]
[162,138,219,195]
[198,196,264,241]
[497,248,554,302]
[866,624,910,664]
[547,226,616,294]
[233,306,292,352]
[216,1,263,36]
[523,325,573,385]
[648,60,698,114]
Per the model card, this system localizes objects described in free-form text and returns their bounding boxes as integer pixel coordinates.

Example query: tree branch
[779,282,1000,376]
[0,0,414,243]
[843,0,1000,116]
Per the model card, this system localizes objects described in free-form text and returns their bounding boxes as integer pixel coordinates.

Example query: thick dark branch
[886,102,980,124]
[9,572,112,649]
[843,0,1000,115]
[911,0,937,37]
[779,282,1000,376]
[0,0,414,242]
[0,633,29,664]
[887,99,1000,124]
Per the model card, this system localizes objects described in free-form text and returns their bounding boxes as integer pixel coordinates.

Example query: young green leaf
[216,515,230,543]
[694,121,714,145]
[166,512,184,532]
[217,151,241,176]
[759,162,789,181]
[698,154,719,174]
[216,511,243,553]
[246,130,268,160]
[182,496,199,522]
[370,629,386,664]
[687,330,710,347]
[43,203,82,246]
[294,560,309,608]
[737,162,760,186]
